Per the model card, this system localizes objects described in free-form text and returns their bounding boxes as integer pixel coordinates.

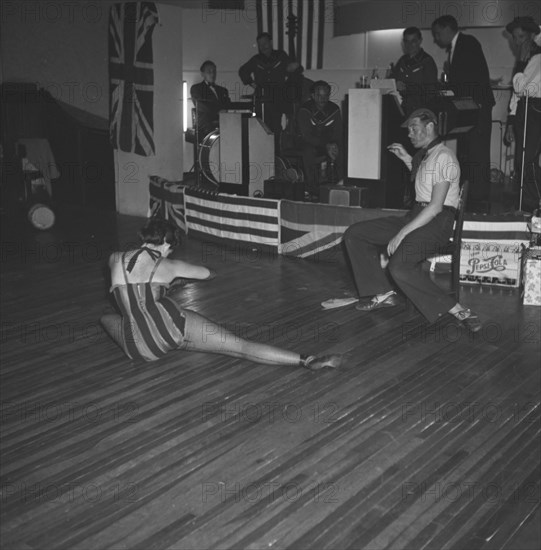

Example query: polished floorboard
[1,208,540,550]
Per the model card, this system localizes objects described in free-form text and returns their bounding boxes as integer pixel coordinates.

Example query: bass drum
[28,203,55,230]
[275,155,304,183]
[198,129,220,186]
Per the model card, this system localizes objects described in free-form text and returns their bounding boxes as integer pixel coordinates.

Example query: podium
[346,88,406,208]
[219,111,274,197]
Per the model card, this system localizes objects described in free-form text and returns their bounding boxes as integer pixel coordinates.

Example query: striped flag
[184,189,280,249]
[149,176,186,232]
[256,0,328,70]
[280,201,404,259]
[109,2,159,156]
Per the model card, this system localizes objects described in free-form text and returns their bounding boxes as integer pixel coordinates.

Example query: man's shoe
[355,293,401,311]
[453,308,482,333]
[322,297,359,309]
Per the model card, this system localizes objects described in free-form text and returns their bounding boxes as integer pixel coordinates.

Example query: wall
[115,2,183,216]
[1,0,184,217]
[0,0,110,119]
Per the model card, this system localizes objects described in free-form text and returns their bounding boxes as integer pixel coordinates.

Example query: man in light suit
[191,60,231,142]
[432,15,495,211]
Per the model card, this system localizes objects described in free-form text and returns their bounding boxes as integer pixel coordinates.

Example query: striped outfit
[111,251,186,362]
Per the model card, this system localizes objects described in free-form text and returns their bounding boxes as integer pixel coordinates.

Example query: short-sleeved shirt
[415,143,460,208]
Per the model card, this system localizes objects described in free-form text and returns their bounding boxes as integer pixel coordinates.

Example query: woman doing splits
[101,219,341,370]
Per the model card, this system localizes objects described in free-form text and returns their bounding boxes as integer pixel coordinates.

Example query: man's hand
[287,61,300,73]
[396,80,406,92]
[326,142,339,161]
[387,143,412,166]
[387,231,406,256]
[504,125,514,145]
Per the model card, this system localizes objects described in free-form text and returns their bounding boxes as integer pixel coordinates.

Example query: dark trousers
[514,98,541,211]
[458,105,492,205]
[255,97,284,151]
[343,205,456,324]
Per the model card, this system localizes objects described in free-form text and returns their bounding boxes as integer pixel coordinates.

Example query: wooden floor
[1,207,540,550]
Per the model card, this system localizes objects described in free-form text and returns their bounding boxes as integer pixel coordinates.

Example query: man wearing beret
[324,109,481,333]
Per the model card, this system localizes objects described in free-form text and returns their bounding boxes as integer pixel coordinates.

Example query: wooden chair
[435,179,470,301]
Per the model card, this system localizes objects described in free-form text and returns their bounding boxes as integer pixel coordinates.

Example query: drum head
[28,203,55,230]
[198,130,220,185]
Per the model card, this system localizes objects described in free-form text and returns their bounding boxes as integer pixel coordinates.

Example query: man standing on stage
[391,26,438,115]
[191,60,231,142]
[239,32,296,144]
[432,15,495,211]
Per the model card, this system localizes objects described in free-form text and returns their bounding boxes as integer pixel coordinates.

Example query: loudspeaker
[320,185,369,207]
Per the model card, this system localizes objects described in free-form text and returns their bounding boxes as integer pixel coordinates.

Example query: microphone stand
[519,93,529,212]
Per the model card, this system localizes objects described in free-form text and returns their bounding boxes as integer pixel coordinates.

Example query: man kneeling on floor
[327,108,481,333]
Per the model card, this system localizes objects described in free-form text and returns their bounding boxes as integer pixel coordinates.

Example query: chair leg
[452,255,460,303]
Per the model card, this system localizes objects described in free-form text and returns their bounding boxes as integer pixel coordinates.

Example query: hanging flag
[109,2,159,156]
[256,0,328,70]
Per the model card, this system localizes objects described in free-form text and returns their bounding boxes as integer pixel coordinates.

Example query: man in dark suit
[432,15,495,210]
[191,60,231,142]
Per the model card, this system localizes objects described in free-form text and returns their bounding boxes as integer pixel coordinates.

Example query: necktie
[404,137,443,207]
[208,83,219,99]
[126,247,162,273]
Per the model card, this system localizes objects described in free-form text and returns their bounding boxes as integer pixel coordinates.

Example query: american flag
[109,2,159,156]
[256,0,329,70]
[149,176,186,233]
[184,188,280,249]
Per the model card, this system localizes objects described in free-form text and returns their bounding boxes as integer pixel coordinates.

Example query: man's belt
[415,201,457,214]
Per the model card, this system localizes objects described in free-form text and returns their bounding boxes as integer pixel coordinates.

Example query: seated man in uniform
[191,60,231,141]
[323,108,482,333]
[297,80,343,200]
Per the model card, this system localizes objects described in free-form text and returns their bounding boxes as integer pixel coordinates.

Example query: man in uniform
[239,32,296,147]
[297,80,343,200]
[391,27,438,115]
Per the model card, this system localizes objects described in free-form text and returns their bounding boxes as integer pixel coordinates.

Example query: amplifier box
[264,179,305,201]
[320,185,369,207]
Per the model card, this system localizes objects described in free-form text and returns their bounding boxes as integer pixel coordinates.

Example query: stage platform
[150,176,531,286]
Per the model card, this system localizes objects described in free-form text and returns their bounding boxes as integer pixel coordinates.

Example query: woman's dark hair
[138,218,182,248]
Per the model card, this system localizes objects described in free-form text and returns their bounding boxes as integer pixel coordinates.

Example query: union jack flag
[149,176,186,233]
[279,201,404,260]
[109,2,159,156]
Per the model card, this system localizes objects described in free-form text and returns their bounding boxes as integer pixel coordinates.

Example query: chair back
[452,179,469,250]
